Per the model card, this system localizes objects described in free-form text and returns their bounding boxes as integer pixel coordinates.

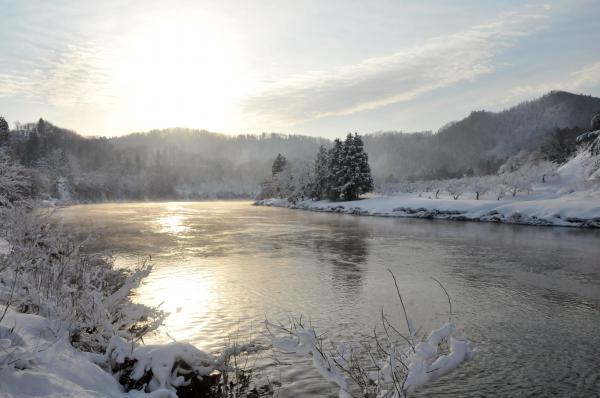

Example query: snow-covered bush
[0,202,274,397]
[0,204,165,353]
[446,180,464,200]
[104,336,266,397]
[559,131,600,192]
[267,272,472,398]
[467,176,489,200]
[0,149,32,206]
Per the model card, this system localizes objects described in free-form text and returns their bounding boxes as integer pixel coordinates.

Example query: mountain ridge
[3,90,599,199]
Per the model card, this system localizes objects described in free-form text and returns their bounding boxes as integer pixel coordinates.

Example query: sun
[108,12,242,132]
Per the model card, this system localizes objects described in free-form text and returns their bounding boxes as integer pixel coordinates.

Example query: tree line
[259,133,374,201]
[0,90,597,202]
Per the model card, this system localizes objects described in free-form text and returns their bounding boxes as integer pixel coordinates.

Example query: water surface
[59,201,600,397]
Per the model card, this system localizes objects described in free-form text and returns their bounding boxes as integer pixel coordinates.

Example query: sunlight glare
[110,12,242,132]
[155,214,190,235]
[136,268,216,343]
[154,203,191,235]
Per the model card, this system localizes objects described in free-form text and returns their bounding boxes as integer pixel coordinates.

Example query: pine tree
[352,133,374,198]
[339,133,357,200]
[261,134,372,202]
[334,133,373,201]
[327,139,344,200]
[312,145,330,200]
[0,116,9,144]
[24,132,41,165]
[271,153,287,176]
[592,113,600,131]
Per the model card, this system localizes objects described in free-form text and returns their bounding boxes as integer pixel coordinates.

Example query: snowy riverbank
[257,128,600,229]
[255,190,600,228]
[0,308,126,398]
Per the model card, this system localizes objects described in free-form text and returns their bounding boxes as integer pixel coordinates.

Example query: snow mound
[104,335,263,396]
[0,308,125,398]
[106,337,216,393]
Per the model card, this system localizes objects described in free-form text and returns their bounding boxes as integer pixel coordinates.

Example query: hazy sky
[1,0,599,138]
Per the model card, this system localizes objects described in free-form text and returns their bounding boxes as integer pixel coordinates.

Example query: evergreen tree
[0,116,9,144]
[312,145,330,200]
[352,133,374,198]
[332,133,373,201]
[327,139,344,200]
[341,133,358,200]
[271,153,287,176]
[592,112,600,131]
[24,132,41,165]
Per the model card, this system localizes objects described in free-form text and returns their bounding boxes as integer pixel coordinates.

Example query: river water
[58,201,600,397]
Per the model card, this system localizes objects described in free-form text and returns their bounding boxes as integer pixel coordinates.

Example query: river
[58,201,600,397]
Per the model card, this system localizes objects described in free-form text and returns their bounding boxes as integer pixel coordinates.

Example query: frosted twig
[431,277,453,322]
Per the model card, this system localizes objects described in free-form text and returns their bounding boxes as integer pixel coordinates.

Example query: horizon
[1,1,600,138]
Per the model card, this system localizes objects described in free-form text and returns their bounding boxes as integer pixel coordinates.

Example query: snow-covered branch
[266,274,472,397]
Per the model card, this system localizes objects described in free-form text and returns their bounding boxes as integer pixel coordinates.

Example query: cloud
[242,11,549,127]
[500,61,600,103]
[0,39,112,107]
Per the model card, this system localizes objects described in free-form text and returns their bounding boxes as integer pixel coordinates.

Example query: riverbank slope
[255,190,600,228]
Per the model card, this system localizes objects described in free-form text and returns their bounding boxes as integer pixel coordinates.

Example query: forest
[0,90,598,203]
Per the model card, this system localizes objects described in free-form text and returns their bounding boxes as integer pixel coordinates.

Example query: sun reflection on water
[155,214,189,235]
[154,204,191,235]
[134,204,224,344]
[135,265,217,344]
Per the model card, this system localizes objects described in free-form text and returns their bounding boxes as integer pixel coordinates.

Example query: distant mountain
[364,91,600,182]
[5,91,599,200]
[7,121,327,200]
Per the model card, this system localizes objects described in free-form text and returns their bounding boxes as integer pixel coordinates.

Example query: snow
[268,321,352,396]
[258,132,600,228]
[0,238,11,256]
[267,318,472,397]
[106,337,214,390]
[103,334,264,396]
[403,323,473,393]
[56,176,73,201]
[0,308,125,398]
[1,307,263,397]
[256,190,600,228]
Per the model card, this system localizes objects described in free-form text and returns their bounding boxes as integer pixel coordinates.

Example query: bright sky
[1,0,599,138]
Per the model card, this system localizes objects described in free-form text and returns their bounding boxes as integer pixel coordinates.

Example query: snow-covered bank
[0,204,268,398]
[255,191,600,228]
[0,308,125,398]
[0,307,263,398]
[257,127,600,229]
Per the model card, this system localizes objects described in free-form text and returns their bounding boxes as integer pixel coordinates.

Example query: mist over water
[59,201,600,396]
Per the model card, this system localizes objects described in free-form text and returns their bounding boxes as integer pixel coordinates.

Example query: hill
[2,91,599,200]
[364,91,600,182]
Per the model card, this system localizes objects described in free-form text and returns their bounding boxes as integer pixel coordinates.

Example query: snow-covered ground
[256,191,600,228]
[1,307,260,398]
[0,308,125,398]
[256,145,600,228]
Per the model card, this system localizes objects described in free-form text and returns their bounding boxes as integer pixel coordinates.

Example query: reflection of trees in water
[312,219,370,298]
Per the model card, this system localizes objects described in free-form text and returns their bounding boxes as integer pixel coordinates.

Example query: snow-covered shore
[255,190,600,228]
[0,308,125,398]
[257,128,600,229]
